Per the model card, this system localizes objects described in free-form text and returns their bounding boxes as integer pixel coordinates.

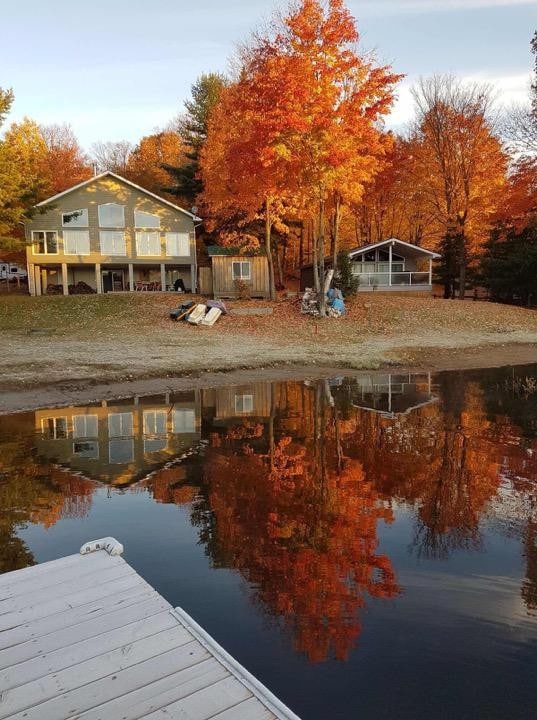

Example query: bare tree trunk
[318,195,326,317]
[332,194,341,271]
[312,216,320,293]
[265,196,276,300]
[458,232,466,300]
[299,222,304,268]
[275,242,284,289]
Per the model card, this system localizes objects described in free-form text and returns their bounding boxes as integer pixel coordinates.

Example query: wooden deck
[0,538,300,720]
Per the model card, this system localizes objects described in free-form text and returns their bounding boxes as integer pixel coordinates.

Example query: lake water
[1,366,537,719]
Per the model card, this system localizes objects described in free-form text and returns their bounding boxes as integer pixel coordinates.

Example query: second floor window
[134,210,160,228]
[32,231,58,255]
[62,209,88,227]
[136,231,161,256]
[98,203,125,228]
[100,231,126,256]
[63,230,90,255]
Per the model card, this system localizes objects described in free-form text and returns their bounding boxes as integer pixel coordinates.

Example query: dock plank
[0,545,300,720]
[0,595,169,668]
[0,586,160,650]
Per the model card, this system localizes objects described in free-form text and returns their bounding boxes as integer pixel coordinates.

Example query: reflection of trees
[0,432,97,573]
[192,381,400,663]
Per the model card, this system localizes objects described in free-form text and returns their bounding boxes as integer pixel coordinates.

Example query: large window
[109,439,134,464]
[166,232,190,257]
[41,416,68,439]
[32,231,58,255]
[134,210,160,228]
[172,409,196,433]
[143,410,167,436]
[63,230,90,255]
[136,231,161,256]
[73,414,99,438]
[62,209,88,227]
[108,412,133,438]
[232,261,251,280]
[100,231,126,256]
[98,203,125,228]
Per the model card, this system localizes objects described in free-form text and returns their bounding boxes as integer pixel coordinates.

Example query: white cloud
[386,72,533,130]
[359,0,537,15]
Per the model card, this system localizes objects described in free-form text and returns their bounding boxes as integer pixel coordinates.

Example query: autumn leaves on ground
[2,293,537,393]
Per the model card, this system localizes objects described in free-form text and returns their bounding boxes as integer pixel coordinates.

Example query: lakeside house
[300,238,441,293]
[24,172,201,295]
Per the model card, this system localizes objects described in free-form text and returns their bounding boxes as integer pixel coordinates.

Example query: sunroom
[348,238,441,292]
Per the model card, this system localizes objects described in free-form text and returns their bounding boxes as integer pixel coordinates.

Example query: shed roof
[34,172,202,221]
[348,238,441,260]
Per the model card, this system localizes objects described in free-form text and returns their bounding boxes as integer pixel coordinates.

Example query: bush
[333,250,360,297]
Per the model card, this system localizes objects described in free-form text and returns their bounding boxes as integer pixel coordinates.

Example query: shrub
[334,250,360,297]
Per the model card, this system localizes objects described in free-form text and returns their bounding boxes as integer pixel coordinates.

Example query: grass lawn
[2,293,537,392]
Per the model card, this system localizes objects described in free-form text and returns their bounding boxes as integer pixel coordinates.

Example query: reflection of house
[24,172,200,296]
[348,373,437,417]
[34,392,201,485]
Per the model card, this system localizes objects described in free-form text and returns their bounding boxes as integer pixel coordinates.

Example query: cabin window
[234,394,253,414]
[172,409,196,433]
[41,417,68,439]
[136,231,161,256]
[100,231,126,256]
[108,412,133,438]
[143,410,167,436]
[98,203,125,228]
[232,261,251,280]
[63,230,90,255]
[134,210,160,228]
[62,209,88,227]
[32,231,58,255]
[166,232,190,257]
[73,414,99,438]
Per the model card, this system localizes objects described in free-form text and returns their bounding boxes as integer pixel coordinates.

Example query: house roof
[34,171,202,222]
[348,238,441,259]
[207,245,263,257]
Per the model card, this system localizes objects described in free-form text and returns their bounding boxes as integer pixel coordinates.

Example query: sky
[1,0,536,150]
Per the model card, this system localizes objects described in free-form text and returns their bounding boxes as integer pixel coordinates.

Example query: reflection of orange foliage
[197,386,400,663]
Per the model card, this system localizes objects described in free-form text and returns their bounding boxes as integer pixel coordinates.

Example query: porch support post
[27,263,35,296]
[128,263,134,291]
[160,263,166,292]
[61,263,69,296]
[190,264,196,294]
[388,243,392,287]
[34,265,42,296]
[95,263,102,294]
[428,257,432,286]
[41,268,47,294]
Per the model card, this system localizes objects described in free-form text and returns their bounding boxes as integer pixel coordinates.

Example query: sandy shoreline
[2,342,536,415]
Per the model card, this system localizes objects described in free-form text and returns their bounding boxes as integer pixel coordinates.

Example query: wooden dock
[0,538,300,720]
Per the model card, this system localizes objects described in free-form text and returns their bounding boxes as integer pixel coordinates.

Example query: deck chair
[200,307,222,326]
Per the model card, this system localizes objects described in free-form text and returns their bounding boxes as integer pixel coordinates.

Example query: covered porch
[28,263,196,295]
[348,238,440,292]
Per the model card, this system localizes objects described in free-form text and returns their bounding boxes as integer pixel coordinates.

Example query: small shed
[206,246,270,299]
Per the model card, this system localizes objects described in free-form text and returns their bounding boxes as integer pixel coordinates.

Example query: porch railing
[352,271,431,287]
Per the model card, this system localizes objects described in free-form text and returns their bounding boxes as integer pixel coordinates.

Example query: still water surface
[1,367,537,719]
